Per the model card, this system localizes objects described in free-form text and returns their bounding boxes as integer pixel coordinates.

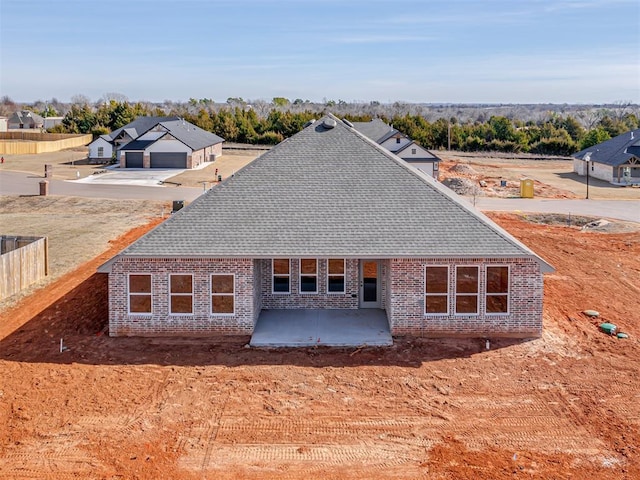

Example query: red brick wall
[259,259,359,310]
[108,257,256,337]
[388,258,543,337]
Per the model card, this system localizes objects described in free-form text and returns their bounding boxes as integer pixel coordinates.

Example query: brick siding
[389,258,543,337]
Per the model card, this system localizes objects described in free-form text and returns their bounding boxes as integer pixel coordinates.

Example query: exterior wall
[260,258,359,310]
[573,158,614,182]
[398,145,437,160]
[406,161,436,179]
[190,143,223,168]
[109,257,255,337]
[0,118,8,132]
[388,257,543,338]
[88,138,113,161]
[380,136,411,152]
[252,259,263,323]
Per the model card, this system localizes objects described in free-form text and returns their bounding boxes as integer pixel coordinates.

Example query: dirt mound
[442,177,482,195]
[448,163,478,175]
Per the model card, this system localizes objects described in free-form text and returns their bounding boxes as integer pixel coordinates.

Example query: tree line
[9,95,638,155]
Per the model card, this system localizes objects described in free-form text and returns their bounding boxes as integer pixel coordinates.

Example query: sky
[1,0,639,104]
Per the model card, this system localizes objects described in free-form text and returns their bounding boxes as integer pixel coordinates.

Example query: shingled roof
[573,129,640,167]
[105,115,552,271]
[351,118,396,143]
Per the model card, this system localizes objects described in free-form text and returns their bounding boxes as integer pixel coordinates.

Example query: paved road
[469,197,640,222]
[1,170,638,222]
[0,170,202,202]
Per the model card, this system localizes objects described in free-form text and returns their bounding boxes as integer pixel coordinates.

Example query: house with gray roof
[573,129,640,185]
[352,119,441,179]
[8,110,44,130]
[99,115,552,345]
[87,116,224,168]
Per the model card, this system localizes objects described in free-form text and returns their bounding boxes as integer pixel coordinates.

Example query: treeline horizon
[3,95,638,155]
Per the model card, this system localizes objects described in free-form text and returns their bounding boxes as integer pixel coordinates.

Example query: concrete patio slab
[250,309,393,347]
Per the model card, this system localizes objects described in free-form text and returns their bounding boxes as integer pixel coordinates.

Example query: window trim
[299,258,318,294]
[485,265,510,315]
[211,273,235,316]
[169,273,194,316]
[424,265,450,316]
[327,258,346,294]
[272,258,291,294]
[454,265,479,316]
[127,273,152,315]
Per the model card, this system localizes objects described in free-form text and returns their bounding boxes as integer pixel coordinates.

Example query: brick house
[99,115,553,341]
[87,116,224,167]
[573,129,640,185]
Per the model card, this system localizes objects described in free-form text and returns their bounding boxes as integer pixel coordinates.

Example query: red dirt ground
[1,214,639,479]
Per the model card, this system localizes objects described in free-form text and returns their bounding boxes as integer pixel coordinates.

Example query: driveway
[74,167,184,187]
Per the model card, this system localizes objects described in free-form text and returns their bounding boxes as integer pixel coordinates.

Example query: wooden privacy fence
[0,236,48,300]
[0,133,91,154]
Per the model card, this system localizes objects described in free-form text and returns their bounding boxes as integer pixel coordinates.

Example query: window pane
[328,276,345,293]
[171,275,192,294]
[273,259,289,275]
[130,295,151,313]
[130,274,151,293]
[426,267,448,294]
[171,295,193,314]
[212,295,234,314]
[487,267,509,293]
[456,295,478,314]
[456,267,478,293]
[487,295,508,313]
[426,295,447,314]
[300,276,317,292]
[273,276,290,292]
[328,259,344,275]
[300,259,317,275]
[212,275,234,294]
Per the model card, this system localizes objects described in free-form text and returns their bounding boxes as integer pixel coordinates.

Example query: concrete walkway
[250,309,393,347]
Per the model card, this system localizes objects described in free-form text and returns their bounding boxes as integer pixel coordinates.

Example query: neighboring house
[351,118,441,179]
[87,116,224,168]
[0,117,7,132]
[8,110,44,130]
[43,116,64,130]
[573,129,640,185]
[99,114,553,341]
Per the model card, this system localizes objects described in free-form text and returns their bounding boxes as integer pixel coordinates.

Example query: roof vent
[323,118,337,129]
[632,131,635,140]
[342,119,354,128]
[303,119,316,128]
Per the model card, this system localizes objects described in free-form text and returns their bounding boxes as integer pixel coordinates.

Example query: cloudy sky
[1,0,638,104]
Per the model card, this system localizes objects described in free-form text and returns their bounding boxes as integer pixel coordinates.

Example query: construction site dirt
[0,212,639,479]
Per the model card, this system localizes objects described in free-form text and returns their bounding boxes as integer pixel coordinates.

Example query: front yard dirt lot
[0,208,639,479]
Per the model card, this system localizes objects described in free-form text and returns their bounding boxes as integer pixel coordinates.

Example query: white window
[299,259,318,293]
[170,274,193,314]
[411,148,417,155]
[486,266,509,314]
[455,266,478,315]
[425,266,449,315]
[327,259,346,293]
[128,274,152,314]
[396,137,401,144]
[97,146,104,157]
[272,259,290,293]
[211,274,235,315]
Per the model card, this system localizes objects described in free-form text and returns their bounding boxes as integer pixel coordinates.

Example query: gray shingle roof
[573,129,640,167]
[351,119,395,143]
[112,115,552,270]
[109,116,175,141]
[157,118,224,150]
